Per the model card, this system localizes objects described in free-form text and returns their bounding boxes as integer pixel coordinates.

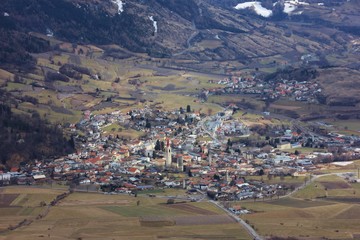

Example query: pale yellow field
[0,69,14,81]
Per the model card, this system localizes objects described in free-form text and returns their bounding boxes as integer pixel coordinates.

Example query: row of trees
[264,66,318,83]
[179,105,192,113]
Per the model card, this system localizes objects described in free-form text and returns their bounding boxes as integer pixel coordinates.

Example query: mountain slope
[0,0,359,63]
[0,0,359,111]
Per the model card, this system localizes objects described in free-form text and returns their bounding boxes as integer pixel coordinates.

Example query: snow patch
[112,0,124,14]
[149,16,158,34]
[284,0,309,15]
[234,1,272,18]
[286,0,309,5]
[351,39,360,45]
[235,0,309,17]
[46,28,54,37]
[284,3,297,14]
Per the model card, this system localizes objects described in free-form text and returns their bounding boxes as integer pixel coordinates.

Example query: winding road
[173,20,199,57]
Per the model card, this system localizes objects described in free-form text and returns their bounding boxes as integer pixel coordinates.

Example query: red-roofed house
[127,167,141,175]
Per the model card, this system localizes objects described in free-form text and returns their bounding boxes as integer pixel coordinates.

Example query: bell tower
[165,139,172,169]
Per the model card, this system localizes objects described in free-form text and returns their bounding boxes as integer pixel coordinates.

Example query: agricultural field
[245,175,307,189]
[318,119,360,137]
[316,160,360,174]
[0,187,67,234]
[208,94,265,111]
[0,188,252,240]
[239,174,360,239]
[101,123,146,139]
[287,147,326,154]
[269,99,328,117]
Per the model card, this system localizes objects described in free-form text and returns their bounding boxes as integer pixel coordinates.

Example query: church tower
[177,155,183,171]
[207,143,212,165]
[225,170,229,183]
[165,139,172,169]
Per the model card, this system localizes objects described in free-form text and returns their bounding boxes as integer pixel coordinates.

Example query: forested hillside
[0,101,74,170]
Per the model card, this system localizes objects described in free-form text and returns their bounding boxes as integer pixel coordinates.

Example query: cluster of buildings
[1,105,360,202]
[206,75,321,103]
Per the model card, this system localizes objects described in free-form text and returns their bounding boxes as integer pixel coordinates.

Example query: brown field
[335,205,360,219]
[324,197,360,204]
[270,103,302,111]
[267,198,334,209]
[0,195,19,207]
[140,216,176,227]
[320,181,351,190]
[60,193,130,206]
[139,214,235,227]
[173,215,235,226]
[140,219,175,227]
[165,203,217,215]
[354,234,360,239]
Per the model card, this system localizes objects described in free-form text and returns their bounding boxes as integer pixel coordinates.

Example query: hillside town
[1,105,360,203]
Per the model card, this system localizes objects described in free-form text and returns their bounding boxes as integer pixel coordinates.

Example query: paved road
[210,200,264,240]
[208,172,354,240]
